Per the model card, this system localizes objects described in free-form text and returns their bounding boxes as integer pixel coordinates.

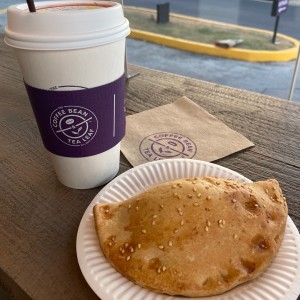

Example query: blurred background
[1,0,300,103]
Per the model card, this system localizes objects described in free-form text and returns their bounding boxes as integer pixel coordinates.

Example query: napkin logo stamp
[50,105,98,147]
[139,132,197,161]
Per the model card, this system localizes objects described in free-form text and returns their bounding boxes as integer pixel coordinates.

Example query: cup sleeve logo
[24,74,126,158]
[139,132,197,161]
[50,105,98,146]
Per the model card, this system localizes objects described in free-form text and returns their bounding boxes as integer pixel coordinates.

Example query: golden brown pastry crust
[93,176,288,297]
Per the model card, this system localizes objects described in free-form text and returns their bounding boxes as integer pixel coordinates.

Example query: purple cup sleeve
[25,74,126,158]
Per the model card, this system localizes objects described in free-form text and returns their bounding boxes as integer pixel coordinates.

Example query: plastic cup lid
[4,0,130,50]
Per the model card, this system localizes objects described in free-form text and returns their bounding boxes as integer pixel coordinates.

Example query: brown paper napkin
[121,96,254,166]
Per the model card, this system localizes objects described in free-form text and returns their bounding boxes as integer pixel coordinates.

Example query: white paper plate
[76,159,300,300]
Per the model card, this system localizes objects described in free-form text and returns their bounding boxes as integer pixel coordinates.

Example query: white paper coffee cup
[5,1,130,189]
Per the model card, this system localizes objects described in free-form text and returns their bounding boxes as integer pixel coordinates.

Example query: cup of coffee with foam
[5,1,130,189]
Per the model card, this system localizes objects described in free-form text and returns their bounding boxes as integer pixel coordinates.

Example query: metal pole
[272,16,280,44]
[124,47,139,79]
[288,44,300,101]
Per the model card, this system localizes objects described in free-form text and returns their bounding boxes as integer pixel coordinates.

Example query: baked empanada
[93,176,287,297]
